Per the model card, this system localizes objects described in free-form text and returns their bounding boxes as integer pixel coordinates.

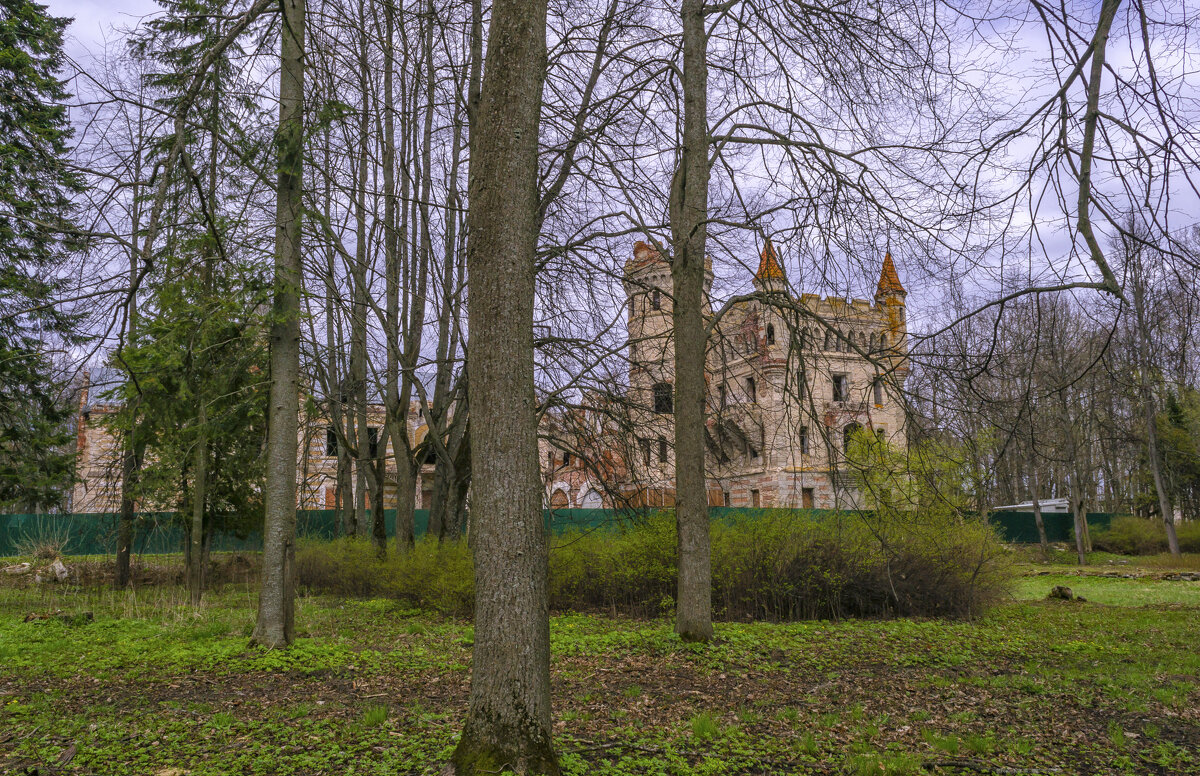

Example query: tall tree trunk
[189,404,208,606]
[252,0,304,649]
[115,434,139,588]
[351,59,371,540]
[448,0,557,770]
[1028,449,1049,557]
[116,108,146,590]
[379,0,412,554]
[1130,245,1181,555]
[1071,484,1087,565]
[669,0,713,644]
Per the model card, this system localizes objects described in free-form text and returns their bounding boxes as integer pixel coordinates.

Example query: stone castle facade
[615,240,908,510]
[72,241,908,514]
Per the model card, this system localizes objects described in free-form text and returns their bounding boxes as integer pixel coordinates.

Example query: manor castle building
[73,241,908,515]
[608,240,909,510]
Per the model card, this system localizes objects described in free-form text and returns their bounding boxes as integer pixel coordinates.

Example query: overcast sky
[51,0,160,63]
[46,0,1200,330]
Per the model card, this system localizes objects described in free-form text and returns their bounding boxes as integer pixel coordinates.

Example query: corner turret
[753,240,787,294]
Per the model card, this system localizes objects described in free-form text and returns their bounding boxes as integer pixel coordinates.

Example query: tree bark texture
[189,403,208,607]
[448,0,558,770]
[669,0,714,644]
[252,0,304,649]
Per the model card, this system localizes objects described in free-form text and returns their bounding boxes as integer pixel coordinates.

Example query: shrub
[295,538,473,615]
[1091,516,1200,555]
[1092,516,1170,555]
[298,509,1012,621]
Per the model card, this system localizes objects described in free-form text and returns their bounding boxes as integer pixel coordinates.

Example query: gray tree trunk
[448,0,557,770]
[116,434,139,588]
[252,0,304,649]
[669,0,713,644]
[1028,451,1049,557]
[1130,253,1182,555]
[189,404,208,607]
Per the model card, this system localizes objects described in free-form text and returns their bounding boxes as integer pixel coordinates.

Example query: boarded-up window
[751,489,761,507]
[549,490,569,509]
[802,488,814,509]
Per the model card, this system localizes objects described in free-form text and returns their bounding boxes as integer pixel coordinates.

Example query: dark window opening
[368,426,379,458]
[326,428,338,457]
[832,374,847,403]
[751,489,761,507]
[653,382,673,414]
[651,289,661,310]
[548,450,556,468]
[748,445,759,460]
[746,377,756,403]
[629,296,636,316]
[824,330,834,350]
[640,437,652,466]
[873,380,884,406]
[563,452,572,466]
[723,491,731,507]
[799,426,809,455]
[765,323,775,345]
[658,437,668,463]
[719,384,727,408]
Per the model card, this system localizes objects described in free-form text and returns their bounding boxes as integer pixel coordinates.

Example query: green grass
[1010,572,1200,606]
[1,573,1198,775]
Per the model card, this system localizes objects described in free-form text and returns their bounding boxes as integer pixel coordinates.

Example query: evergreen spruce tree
[0,0,84,511]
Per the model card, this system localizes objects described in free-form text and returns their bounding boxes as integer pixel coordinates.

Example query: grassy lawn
[1,564,1198,775]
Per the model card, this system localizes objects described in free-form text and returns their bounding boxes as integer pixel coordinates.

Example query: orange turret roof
[624,240,667,274]
[755,240,785,282]
[875,251,905,298]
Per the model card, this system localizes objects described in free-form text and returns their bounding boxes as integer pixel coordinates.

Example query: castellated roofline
[623,240,712,277]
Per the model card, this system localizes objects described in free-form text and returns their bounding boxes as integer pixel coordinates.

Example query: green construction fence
[0,508,1119,558]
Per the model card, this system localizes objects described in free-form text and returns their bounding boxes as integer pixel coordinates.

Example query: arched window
[653,382,673,413]
[746,376,757,403]
[824,330,834,350]
[844,422,862,453]
[765,323,775,345]
[651,289,661,310]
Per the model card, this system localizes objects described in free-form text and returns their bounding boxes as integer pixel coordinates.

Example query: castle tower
[752,240,788,295]
[622,240,713,397]
[874,251,907,359]
[623,241,675,398]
